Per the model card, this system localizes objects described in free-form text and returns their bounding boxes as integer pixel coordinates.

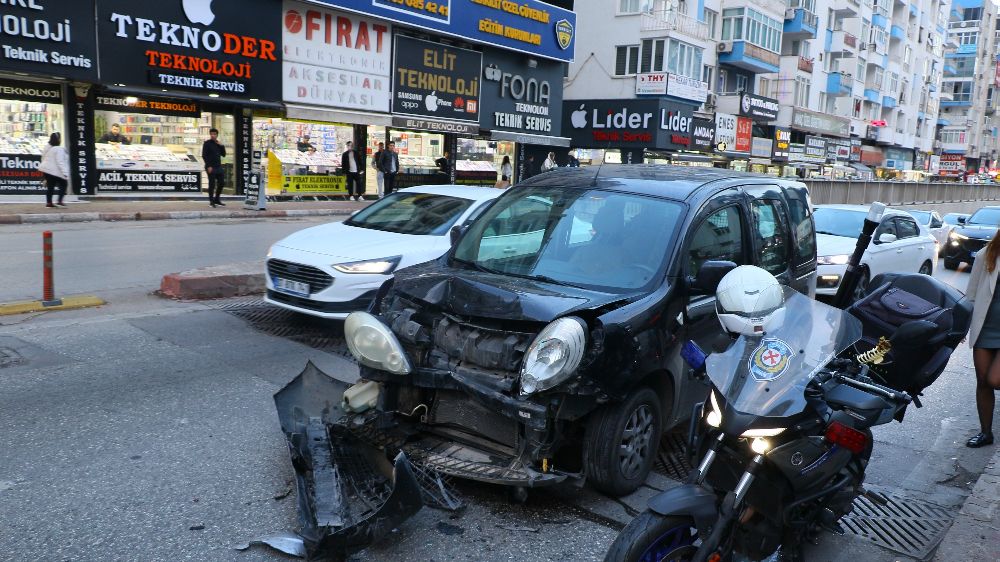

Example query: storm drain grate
[0,347,25,369]
[216,298,354,359]
[653,431,693,481]
[841,485,953,560]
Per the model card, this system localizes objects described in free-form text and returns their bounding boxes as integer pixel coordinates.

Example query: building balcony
[942,141,968,153]
[872,13,888,29]
[749,0,789,17]
[949,19,981,31]
[890,24,906,41]
[827,72,853,96]
[640,9,711,40]
[798,56,814,72]
[877,128,896,144]
[718,41,781,73]
[883,95,898,109]
[783,8,818,39]
[829,30,858,55]
[865,88,881,103]
[941,93,973,107]
[943,64,958,75]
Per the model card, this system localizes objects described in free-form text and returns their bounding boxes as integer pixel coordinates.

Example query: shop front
[91,0,283,195]
[879,147,916,180]
[562,98,696,166]
[0,1,97,196]
[713,112,753,169]
[938,154,966,180]
[788,108,850,179]
[666,117,715,167]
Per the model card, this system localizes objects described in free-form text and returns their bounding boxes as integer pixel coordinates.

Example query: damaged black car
[274,165,817,557]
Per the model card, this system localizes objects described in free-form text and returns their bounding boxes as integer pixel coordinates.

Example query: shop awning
[487,130,571,147]
[103,85,284,110]
[285,104,392,127]
[850,162,874,174]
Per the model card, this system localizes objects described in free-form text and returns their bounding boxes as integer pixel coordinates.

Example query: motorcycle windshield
[706,287,863,418]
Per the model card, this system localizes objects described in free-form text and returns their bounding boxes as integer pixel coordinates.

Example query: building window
[704,9,718,39]
[853,97,863,118]
[702,64,714,86]
[871,67,884,89]
[861,19,870,45]
[759,77,776,98]
[615,45,640,76]
[722,8,783,53]
[964,7,982,21]
[856,58,866,82]
[737,74,749,94]
[717,68,728,93]
[866,102,880,120]
[955,31,979,45]
[940,130,967,144]
[793,76,811,107]
[888,72,898,94]
[668,39,704,79]
[618,0,653,14]
[640,39,666,73]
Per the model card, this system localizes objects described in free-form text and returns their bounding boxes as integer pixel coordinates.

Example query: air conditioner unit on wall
[705,93,717,107]
[785,8,796,19]
[718,41,733,53]
[858,42,868,50]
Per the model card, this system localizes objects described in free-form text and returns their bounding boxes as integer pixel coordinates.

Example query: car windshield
[813,208,866,238]
[967,208,1000,226]
[344,191,474,235]
[453,186,684,292]
[907,210,931,224]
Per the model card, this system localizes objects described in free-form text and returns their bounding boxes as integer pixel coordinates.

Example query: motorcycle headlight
[519,317,587,395]
[705,391,723,428]
[817,254,850,266]
[333,256,402,274]
[344,312,411,375]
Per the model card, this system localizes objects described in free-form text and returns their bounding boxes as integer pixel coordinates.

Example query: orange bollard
[42,231,61,307]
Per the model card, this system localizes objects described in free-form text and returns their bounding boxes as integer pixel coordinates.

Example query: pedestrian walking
[371,142,385,198]
[497,155,513,188]
[964,235,1000,447]
[202,128,227,207]
[378,141,400,196]
[567,150,580,167]
[542,151,557,172]
[341,141,364,200]
[38,132,69,208]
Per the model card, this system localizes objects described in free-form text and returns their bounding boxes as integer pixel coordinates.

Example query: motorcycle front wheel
[604,512,699,562]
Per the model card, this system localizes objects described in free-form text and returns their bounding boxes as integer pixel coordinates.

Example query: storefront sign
[636,73,667,96]
[691,118,715,151]
[939,153,965,176]
[311,0,575,62]
[0,0,97,81]
[751,137,772,158]
[392,115,478,134]
[564,99,692,149]
[772,127,790,161]
[860,146,884,166]
[237,110,253,194]
[282,2,392,112]
[96,170,202,192]
[739,92,779,121]
[69,86,96,195]
[480,47,563,137]
[93,93,201,117]
[826,138,851,161]
[805,136,827,159]
[791,107,850,138]
[850,138,862,162]
[715,112,737,151]
[0,154,43,195]
[885,147,914,170]
[667,74,709,103]
[393,36,481,124]
[0,78,61,103]
[97,0,282,100]
[735,117,753,153]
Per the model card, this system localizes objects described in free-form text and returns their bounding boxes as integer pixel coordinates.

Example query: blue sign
[312,0,575,62]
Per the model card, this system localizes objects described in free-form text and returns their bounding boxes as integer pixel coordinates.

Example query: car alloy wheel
[620,404,656,480]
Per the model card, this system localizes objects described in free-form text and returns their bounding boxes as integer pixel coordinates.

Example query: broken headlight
[344,311,412,375]
[519,317,586,395]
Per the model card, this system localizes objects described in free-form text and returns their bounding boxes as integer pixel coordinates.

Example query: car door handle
[896,249,903,253]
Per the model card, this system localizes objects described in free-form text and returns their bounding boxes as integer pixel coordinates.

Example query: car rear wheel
[919,260,933,275]
[584,386,663,496]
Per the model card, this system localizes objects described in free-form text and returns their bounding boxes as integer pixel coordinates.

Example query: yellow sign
[266,150,347,194]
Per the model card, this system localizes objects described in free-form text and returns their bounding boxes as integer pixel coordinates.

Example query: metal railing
[640,9,710,39]
[804,180,1000,206]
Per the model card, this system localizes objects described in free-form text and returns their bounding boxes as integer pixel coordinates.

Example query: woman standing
[542,151,557,172]
[964,235,1000,447]
[500,155,513,186]
[38,132,69,208]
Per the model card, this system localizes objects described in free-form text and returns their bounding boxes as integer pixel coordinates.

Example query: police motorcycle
[604,223,971,560]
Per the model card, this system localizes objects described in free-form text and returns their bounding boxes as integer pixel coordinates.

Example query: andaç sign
[97,0,282,100]
[564,99,692,150]
[0,1,97,81]
[772,127,791,161]
[480,47,563,137]
[691,118,715,151]
[282,2,391,112]
[393,35,481,124]
[739,92,779,121]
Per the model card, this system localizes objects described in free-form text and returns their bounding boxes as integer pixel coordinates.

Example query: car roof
[398,184,503,202]
[814,204,911,218]
[515,164,806,202]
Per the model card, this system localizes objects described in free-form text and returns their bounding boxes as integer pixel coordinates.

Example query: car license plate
[274,277,310,296]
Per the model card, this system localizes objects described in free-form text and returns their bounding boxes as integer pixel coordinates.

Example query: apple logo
[425,91,439,112]
[182,0,216,26]
[571,104,587,128]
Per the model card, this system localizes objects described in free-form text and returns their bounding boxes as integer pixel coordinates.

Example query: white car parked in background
[265,185,502,319]
[906,209,949,247]
[814,204,939,300]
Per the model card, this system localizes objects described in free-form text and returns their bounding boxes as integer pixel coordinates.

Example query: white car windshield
[907,210,931,225]
[345,192,474,235]
[813,208,866,238]
[453,186,684,292]
[967,208,1000,226]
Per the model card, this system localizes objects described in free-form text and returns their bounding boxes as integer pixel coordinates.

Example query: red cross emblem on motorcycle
[748,338,793,381]
[762,349,781,367]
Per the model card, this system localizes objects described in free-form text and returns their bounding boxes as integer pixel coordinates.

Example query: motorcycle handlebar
[833,373,912,405]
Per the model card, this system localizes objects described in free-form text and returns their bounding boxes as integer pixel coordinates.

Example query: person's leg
[354,173,364,199]
[384,173,395,195]
[376,171,384,198]
[44,174,55,206]
[215,172,226,204]
[970,348,997,446]
[207,173,218,205]
[57,178,67,205]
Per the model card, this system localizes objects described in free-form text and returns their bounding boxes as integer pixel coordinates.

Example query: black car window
[930,213,943,229]
[688,206,745,276]
[896,217,919,239]
[785,191,815,266]
[751,198,791,275]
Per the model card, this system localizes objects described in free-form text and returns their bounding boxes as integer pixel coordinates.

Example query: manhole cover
[217,298,354,360]
[653,431,692,481]
[0,347,25,369]
[841,485,953,559]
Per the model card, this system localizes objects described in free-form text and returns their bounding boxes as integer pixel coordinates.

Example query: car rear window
[345,192,473,235]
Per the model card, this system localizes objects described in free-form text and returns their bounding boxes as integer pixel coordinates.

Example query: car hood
[272,222,441,261]
[953,225,998,240]
[816,233,859,257]
[391,262,638,322]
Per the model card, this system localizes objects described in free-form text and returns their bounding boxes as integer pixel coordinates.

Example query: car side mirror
[450,225,466,246]
[690,260,738,295]
[957,216,967,224]
[876,233,897,244]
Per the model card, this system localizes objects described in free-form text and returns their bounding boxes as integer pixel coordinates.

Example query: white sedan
[814,204,939,300]
[265,185,502,319]
[906,209,949,247]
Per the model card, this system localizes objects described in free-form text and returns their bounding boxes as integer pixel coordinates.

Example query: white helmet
[715,265,786,336]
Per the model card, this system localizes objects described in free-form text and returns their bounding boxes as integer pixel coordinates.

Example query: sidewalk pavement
[0,196,370,225]
[933,445,1000,561]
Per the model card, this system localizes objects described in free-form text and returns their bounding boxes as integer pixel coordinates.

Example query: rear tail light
[825,421,868,454]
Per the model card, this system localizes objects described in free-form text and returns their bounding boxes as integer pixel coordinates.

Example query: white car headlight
[519,317,587,395]
[344,312,411,375]
[817,254,850,266]
[333,256,402,274]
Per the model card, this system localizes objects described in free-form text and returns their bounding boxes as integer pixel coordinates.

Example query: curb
[0,208,355,225]
[932,447,1000,561]
[0,295,106,316]
[160,262,265,300]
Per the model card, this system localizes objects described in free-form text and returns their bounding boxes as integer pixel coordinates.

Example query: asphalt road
[0,218,994,561]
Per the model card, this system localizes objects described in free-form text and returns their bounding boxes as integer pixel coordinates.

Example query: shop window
[252,118,355,197]
[0,88,64,196]
[615,45,640,76]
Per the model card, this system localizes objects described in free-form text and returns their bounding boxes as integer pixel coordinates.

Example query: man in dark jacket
[341,141,363,200]
[378,141,400,195]
[202,128,226,207]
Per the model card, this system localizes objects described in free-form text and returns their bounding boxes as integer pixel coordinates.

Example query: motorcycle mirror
[891,319,938,348]
[690,260,738,295]
[449,225,466,246]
